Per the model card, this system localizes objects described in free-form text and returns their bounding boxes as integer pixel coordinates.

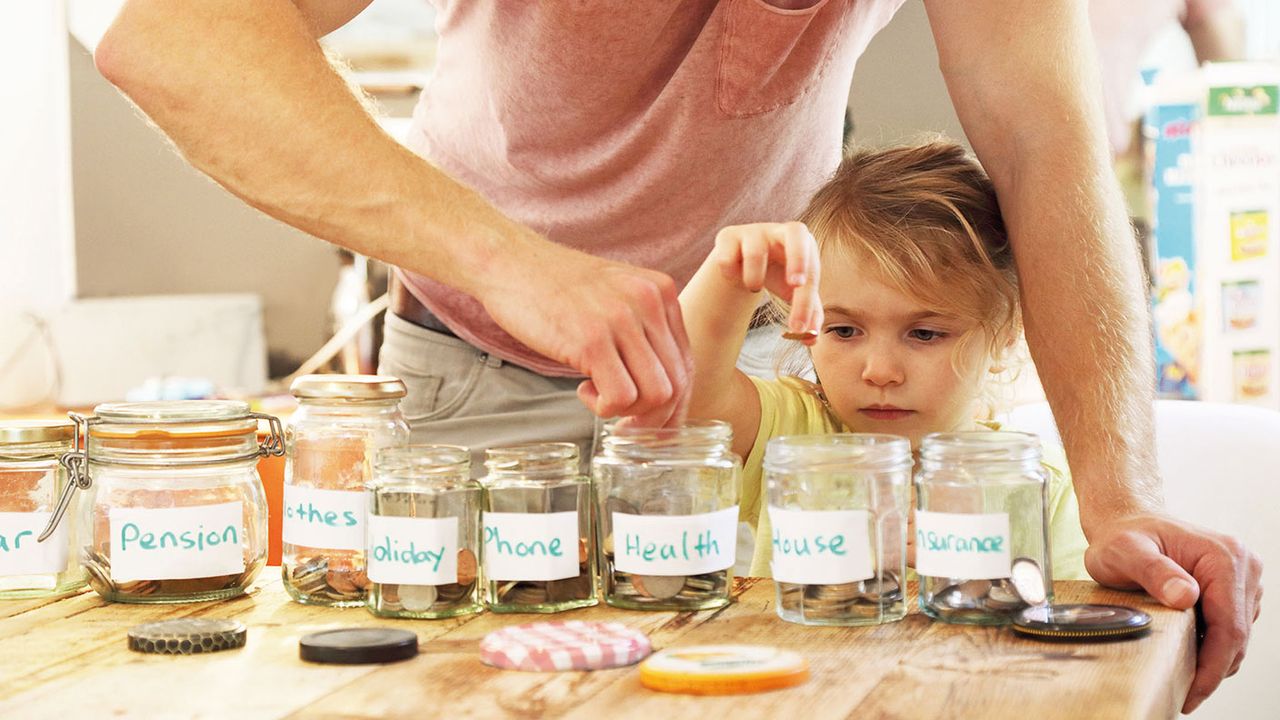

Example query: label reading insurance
[484,511,578,582]
[109,502,246,582]
[914,510,1011,580]
[613,506,738,576]
[366,515,457,586]
[768,507,873,585]
[282,484,365,551]
[0,512,69,577]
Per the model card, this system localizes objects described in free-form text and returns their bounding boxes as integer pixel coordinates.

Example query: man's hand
[481,239,695,428]
[1085,514,1263,713]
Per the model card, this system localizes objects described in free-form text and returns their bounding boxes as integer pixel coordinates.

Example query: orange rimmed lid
[639,645,809,695]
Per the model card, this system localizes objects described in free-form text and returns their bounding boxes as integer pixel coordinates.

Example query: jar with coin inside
[481,443,596,613]
[765,434,911,626]
[0,420,85,598]
[366,445,482,619]
[283,375,409,607]
[915,431,1053,625]
[592,420,741,611]
[52,401,281,603]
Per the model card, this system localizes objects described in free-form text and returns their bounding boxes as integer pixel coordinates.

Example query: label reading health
[613,506,737,576]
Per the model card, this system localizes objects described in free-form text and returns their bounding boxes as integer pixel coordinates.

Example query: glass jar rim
[484,442,579,479]
[0,419,76,446]
[375,444,471,475]
[764,433,912,473]
[599,419,732,445]
[919,431,1041,463]
[290,374,407,401]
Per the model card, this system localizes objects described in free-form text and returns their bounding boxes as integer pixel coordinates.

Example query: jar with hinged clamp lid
[0,420,85,598]
[38,401,283,603]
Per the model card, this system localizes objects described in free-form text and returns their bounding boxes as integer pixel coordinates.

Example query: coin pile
[792,571,904,618]
[491,539,594,608]
[373,548,479,615]
[285,551,370,604]
[929,577,1027,617]
[82,548,256,600]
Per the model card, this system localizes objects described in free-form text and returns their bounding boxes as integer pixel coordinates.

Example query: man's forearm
[95,0,531,300]
[925,0,1163,537]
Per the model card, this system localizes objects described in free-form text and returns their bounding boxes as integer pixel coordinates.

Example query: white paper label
[767,507,873,585]
[0,512,69,577]
[613,506,738,576]
[483,511,579,581]
[282,484,365,551]
[366,515,458,585]
[109,502,246,582]
[914,510,1011,580]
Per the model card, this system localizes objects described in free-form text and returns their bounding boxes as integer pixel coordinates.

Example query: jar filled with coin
[0,420,85,598]
[915,431,1052,624]
[282,375,409,607]
[45,401,281,603]
[481,442,596,613]
[366,445,483,619]
[765,434,911,626]
[592,420,740,611]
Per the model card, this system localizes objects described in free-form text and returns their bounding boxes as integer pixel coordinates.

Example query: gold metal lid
[0,419,76,445]
[289,374,407,401]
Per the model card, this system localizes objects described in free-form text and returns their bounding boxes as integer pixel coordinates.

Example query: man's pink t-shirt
[400,0,904,376]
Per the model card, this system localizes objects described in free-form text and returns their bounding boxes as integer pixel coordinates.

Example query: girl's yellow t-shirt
[741,376,1089,581]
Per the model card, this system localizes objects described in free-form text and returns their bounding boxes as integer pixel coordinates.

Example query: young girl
[679,140,1088,580]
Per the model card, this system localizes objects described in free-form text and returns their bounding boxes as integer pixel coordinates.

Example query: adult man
[94,1,1259,710]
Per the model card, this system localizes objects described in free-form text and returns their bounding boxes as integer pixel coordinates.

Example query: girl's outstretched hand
[711,222,823,343]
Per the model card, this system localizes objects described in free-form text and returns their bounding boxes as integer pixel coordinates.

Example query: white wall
[0,1,76,313]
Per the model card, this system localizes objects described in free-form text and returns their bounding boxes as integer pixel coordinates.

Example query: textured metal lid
[289,374,407,401]
[127,618,247,655]
[1012,604,1152,641]
[299,628,419,664]
[0,419,75,446]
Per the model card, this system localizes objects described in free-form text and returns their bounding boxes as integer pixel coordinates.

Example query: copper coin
[457,549,478,586]
[578,538,589,565]
[632,574,685,599]
[781,329,818,341]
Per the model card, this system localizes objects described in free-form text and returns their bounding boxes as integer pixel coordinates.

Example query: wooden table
[0,577,1193,720]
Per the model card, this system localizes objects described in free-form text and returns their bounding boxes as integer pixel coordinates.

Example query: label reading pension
[282,484,365,551]
[109,502,246,582]
[768,507,873,585]
[483,511,579,582]
[0,512,69,577]
[366,514,458,586]
[613,506,737,576]
[914,510,1011,580]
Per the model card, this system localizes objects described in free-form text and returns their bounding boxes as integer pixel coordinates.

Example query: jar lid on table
[289,374,407,402]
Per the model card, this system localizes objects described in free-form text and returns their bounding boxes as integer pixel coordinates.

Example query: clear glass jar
[0,420,85,598]
[366,445,483,619]
[592,420,741,611]
[915,431,1053,625]
[51,401,281,603]
[765,434,911,626]
[481,442,596,613]
[282,374,409,607]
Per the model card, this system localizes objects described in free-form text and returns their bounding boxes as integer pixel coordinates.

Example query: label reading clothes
[282,484,365,551]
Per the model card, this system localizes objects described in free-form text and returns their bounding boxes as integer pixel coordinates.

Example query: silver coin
[861,571,903,604]
[399,584,438,612]
[983,579,1024,611]
[633,574,686,599]
[1010,557,1048,606]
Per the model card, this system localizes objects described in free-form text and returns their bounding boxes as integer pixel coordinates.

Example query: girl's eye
[825,326,859,339]
[909,328,947,342]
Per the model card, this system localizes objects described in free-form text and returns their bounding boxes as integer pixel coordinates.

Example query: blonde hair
[771,140,1022,409]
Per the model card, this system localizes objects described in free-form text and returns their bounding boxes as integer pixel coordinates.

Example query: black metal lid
[299,628,419,664]
[127,618,247,655]
[1012,604,1153,641]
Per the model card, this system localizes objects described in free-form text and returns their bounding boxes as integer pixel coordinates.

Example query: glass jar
[47,401,282,603]
[592,421,741,611]
[915,431,1053,625]
[765,434,911,626]
[0,420,85,598]
[481,442,596,613]
[282,374,409,607]
[366,445,483,619]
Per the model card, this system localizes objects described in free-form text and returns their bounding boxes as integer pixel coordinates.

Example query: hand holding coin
[710,222,823,342]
